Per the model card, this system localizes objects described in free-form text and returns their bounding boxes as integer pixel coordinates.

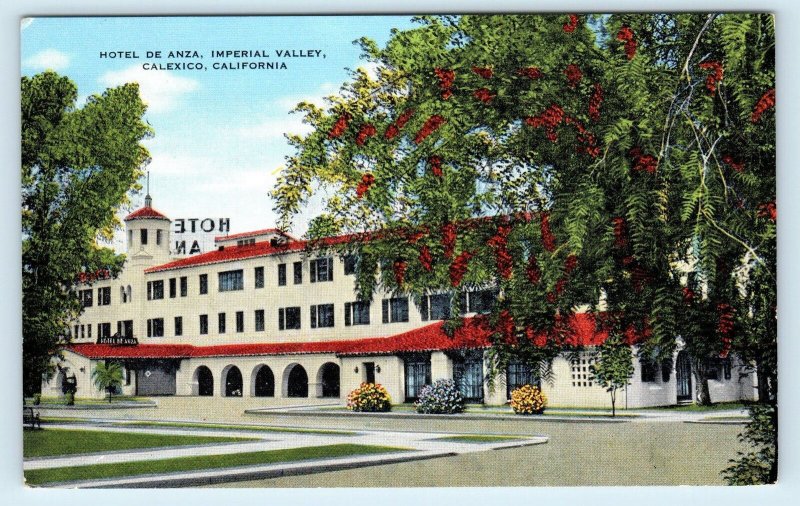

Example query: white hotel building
[41,197,758,408]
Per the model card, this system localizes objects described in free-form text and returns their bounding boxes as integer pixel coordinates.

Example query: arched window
[127,285,132,302]
[223,366,243,397]
[120,286,127,304]
[286,364,308,398]
[252,365,274,397]
[194,366,213,396]
[318,362,340,398]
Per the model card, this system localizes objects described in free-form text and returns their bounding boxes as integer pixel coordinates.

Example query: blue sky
[21,16,417,251]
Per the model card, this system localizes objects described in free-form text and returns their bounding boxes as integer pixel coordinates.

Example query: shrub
[32,393,41,405]
[64,392,75,406]
[415,379,464,414]
[510,384,547,414]
[346,383,391,412]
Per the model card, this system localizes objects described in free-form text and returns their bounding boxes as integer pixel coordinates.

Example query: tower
[123,189,172,267]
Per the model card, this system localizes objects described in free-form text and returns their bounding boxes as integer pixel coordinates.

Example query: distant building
[41,197,758,407]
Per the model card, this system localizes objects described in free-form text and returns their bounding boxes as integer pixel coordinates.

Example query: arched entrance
[286,364,308,398]
[318,362,340,398]
[252,365,275,397]
[194,366,213,396]
[676,351,692,402]
[224,365,243,397]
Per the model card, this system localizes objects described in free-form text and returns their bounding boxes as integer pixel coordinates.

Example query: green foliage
[91,361,124,402]
[722,403,777,484]
[21,72,151,395]
[590,335,634,416]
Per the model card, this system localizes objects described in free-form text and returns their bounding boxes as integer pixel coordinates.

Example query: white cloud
[99,65,198,113]
[236,116,313,140]
[23,49,70,71]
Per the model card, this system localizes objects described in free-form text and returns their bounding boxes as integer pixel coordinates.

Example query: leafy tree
[722,403,777,485]
[590,335,634,417]
[91,361,124,402]
[22,72,151,395]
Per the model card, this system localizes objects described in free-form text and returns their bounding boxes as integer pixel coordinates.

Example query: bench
[23,406,41,430]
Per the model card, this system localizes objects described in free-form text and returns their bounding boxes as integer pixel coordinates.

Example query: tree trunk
[755,356,772,403]
[610,389,617,417]
[691,358,712,406]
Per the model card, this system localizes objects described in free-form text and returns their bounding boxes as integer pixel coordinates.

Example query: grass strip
[434,435,525,444]
[25,444,406,486]
[115,420,357,435]
[24,428,253,458]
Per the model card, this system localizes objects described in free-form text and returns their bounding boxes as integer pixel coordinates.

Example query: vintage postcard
[20,14,776,488]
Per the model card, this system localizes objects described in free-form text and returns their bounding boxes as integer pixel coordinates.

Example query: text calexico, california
[98,49,326,70]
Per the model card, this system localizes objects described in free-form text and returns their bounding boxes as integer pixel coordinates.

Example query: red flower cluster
[407,230,426,244]
[525,104,565,142]
[429,155,443,177]
[564,64,583,88]
[435,68,456,100]
[328,113,351,139]
[517,67,542,79]
[496,310,516,343]
[385,109,415,140]
[758,202,777,222]
[393,260,407,286]
[546,278,568,304]
[611,217,628,249]
[487,224,513,279]
[563,14,579,33]
[526,326,548,347]
[419,245,433,271]
[589,83,603,121]
[449,251,473,286]
[441,223,457,259]
[682,287,695,304]
[473,88,495,103]
[540,212,556,252]
[472,66,493,79]
[629,147,658,174]
[414,115,447,144]
[355,173,375,198]
[717,302,735,358]
[722,154,745,173]
[617,26,637,60]
[526,256,541,284]
[564,254,578,274]
[355,123,377,146]
[751,88,775,123]
[698,61,724,93]
[563,116,600,157]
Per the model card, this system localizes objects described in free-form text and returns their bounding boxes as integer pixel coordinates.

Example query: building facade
[41,199,759,408]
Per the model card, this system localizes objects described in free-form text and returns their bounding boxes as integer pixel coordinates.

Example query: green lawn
[117,420,357,435]
[636,401,750,412]
[25,444,407,486]
[433,434,526,443]
[31,396,152,406]
[24,428,253,458]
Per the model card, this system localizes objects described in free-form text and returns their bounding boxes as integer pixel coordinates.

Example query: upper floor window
[199,274,208,294]
[310,258,334,283]
[254,266,265,288]
[236,311,244,333]
[79,289,93,308]
[218,312,226,333]
[169,278,177,298]
[140,228,148,245]
[460,289,497,314]
[278,263,287,286]
[293,261,303,284]
[199,314,208,335]
[117,320,133,338]
[420,293,451,321]
[174,316,183,337]
[180,276,187,297]
[219,269,244,292]
[120,286,127,303]
[156,229,163,246]
[97,287,111,306]
[237,238,255,246]
[343,255,357,275]
[382,297,409,323]
[98,322,112,339]
[128,230,133,248]
[310,303,335,328]
[344,301,370,326]
[278,307,301,330]
[147,318,164,337]
[147,280,164,300]
[254,309,265,332]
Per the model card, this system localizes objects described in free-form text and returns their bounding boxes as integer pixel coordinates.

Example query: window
[199,314,208,335]
[640,358,658,383]
[310,257,334,282]
[237,238,256,246]
[382,297,409,323]
[74,325,79,338]
[310,304,335,328]
[140,228,148,245]
[507,360,539,398]
[279,307,301,330]
[344,301,370,326]
[420,293,451,321]
[723,357,732,380]
[80,289,93,308]
[236,311,244,333]
[278,263,287,286]
[404,354,431,401]
[199,274,208,294]
[343,255,357,275]
[180,276,187,297]
[460,289,497,314]
[218,313,226,333]
[147,318,164,338]
[156,229,163,246]
[571,355,596,387]
[453,351,484,402]
[117,320,133,338]
[169,278,177,298]
[219,269,244,292]
[147,280,164,300]
[293,261,302,284]
[661,358,673,382]
[98,322,112,339]
[87,324,91,339]
[97,287,111,306]
[254,266,265,288]
[120,286,127,303]
[174,316,183,336]
[255,309,265,332]
[128,229,133,248]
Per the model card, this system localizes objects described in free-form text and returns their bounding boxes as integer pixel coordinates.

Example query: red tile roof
[214,228,284,242]
[124,206,171,222]
[66,314,641,360]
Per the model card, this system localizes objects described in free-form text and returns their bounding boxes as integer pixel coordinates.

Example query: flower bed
[510,385,547,415]
[415,379,465,414]
[346,383,392,412]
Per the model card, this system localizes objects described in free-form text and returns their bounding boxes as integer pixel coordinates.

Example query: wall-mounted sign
[173,218,231,255]
[97,335,138,346]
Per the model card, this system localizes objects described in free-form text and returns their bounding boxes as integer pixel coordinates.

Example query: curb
[244,409,630,424]
[36,403,156,410]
